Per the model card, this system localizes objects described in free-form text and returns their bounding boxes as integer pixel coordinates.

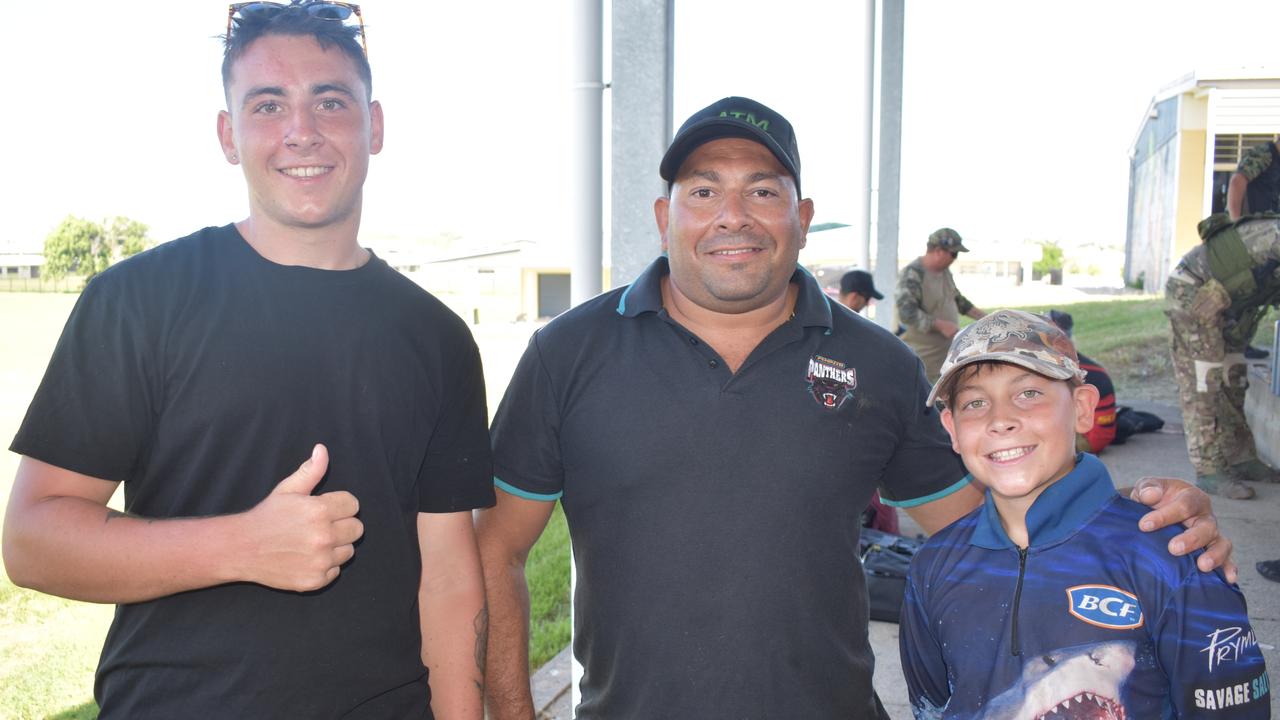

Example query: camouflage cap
[927,227,969,252]
[926,309,1087,407]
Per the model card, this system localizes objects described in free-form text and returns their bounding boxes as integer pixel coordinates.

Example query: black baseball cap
[659,96,802,196]
[839,270,883,299]
[1047,309,1074,337]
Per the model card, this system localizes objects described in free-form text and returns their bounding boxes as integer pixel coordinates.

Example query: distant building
[1126,69,1280,292]
[394,240,574,325]
[0,252,45,280]
[800,223,1036,292]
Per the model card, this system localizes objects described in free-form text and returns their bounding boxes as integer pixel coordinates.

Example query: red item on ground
[863,491,900,534]
[1079,353,1117,454]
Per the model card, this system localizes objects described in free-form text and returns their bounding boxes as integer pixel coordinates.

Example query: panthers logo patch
[807,355,857,410]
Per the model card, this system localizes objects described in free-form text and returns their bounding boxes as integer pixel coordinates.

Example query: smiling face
[654,137,814,315]
[941,362,1098,516]
[217,33,383,235]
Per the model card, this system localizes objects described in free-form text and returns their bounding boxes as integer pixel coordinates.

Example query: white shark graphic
[975,641,1136,720]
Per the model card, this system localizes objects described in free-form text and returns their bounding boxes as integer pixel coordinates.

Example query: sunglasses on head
[227,1,366,55]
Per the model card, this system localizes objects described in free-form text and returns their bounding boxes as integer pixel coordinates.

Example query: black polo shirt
[490,256,967,719]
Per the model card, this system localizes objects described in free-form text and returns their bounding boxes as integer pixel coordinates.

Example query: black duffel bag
[1111,406,1165,444]
[859,528,924,623]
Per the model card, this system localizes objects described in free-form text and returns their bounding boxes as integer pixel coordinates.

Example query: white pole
[872,0,904,331]
[571,0,604,306]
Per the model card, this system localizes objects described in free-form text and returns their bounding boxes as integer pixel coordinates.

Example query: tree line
[43,215,151,281]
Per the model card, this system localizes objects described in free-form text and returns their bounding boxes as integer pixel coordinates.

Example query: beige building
[0,252,45,280]
[1126,70,1280,292]
[388,241,574,325]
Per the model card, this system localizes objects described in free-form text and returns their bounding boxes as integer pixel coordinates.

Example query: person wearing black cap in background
[838,271,899,531]
[1048,309,1119,454]
[475,96,1232,720]
[838,268,883,314]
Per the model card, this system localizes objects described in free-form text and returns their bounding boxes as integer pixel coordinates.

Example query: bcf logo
[1067,585,1144,630]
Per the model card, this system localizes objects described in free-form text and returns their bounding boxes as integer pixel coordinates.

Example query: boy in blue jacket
[899,309,1269,718]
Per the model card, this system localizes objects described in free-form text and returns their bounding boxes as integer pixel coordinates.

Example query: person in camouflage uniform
[895,228,987,382]
[1227,140,1280,220]
[1165,214,1280,499]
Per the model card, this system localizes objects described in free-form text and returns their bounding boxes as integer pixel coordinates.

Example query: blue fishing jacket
[900,454,1270,718]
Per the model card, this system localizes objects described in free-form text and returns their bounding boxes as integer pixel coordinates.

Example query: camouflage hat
[927,227,969,253]
[926,309,1087,407]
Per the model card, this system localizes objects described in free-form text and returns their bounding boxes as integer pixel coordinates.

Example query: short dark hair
[222,6,372,102]
[942,360,1074,410]
[943,361,1000,411]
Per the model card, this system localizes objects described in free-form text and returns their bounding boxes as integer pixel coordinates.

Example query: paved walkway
[530,646,573,719]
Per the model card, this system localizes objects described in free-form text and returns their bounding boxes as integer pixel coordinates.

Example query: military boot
[1196,473,1255,500]
[1229,458,1280,484]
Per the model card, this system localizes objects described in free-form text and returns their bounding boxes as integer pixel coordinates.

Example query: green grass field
[1008,297,1279,407]
[526,503,571,669]
[0,293,109,719]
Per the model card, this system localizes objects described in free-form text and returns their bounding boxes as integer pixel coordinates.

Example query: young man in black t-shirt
[3,5,493,718]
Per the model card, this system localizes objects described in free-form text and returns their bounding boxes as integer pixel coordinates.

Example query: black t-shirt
[490,257,967,719]
[11,225,495,718]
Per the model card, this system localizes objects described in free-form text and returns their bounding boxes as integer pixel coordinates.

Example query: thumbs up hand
[237,444,364,592]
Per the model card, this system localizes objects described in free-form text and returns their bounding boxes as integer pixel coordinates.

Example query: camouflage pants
[1165,275,1257,474]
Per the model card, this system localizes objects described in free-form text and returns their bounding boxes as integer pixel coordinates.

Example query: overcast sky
[4,0,1276,266]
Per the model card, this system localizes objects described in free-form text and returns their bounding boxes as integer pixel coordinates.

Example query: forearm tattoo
[473,605,489,691]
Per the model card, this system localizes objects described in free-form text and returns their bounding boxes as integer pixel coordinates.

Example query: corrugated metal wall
[1126,96,1180,291]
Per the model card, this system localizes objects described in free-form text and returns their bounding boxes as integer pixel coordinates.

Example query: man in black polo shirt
[476,97,1233,719]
